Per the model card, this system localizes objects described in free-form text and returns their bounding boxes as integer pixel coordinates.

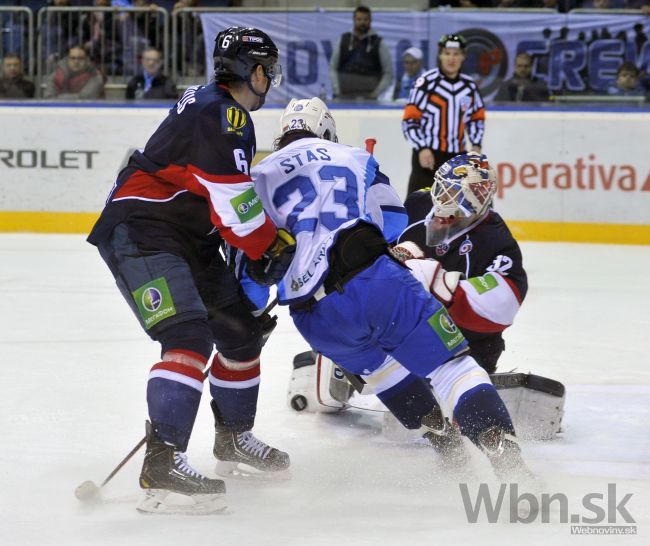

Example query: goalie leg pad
[287,352,349,413]
[490,373,566,440]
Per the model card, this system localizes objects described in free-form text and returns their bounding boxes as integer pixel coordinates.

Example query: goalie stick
[74,297,279,502]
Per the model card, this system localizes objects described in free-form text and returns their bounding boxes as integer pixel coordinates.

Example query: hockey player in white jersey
[250,97,533,479]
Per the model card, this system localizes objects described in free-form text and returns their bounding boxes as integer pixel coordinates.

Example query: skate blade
[136,489,227,515]
[215,460,292,482]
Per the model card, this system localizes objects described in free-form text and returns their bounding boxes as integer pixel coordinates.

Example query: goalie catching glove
[247,228,297,287]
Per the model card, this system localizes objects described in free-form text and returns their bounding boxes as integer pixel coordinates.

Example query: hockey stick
[74,297,279,501]
[365,137,377,154]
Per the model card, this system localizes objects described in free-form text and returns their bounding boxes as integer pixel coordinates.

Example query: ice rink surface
[1,234,648,546]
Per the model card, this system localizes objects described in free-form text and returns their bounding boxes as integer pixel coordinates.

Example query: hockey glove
[247,229,297,287]
[259,312,278,346]
[405,258,461,307]
[389,241,424,263]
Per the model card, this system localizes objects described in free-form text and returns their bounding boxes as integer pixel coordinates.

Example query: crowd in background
[1,0,649,101]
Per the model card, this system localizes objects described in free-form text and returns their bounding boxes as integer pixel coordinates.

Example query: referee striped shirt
[402,68,486,153]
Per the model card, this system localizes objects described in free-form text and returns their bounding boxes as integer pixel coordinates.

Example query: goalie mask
[279,97,338,142]
[425,152,497,246]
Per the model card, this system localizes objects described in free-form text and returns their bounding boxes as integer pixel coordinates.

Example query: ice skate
[421,406,471,471]
[137,421,226,515]
[478,426,535,483]
[211,401,290,479]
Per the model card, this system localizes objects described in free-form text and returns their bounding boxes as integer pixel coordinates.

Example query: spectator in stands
[576,0,614,7]
[607,62,645,96]
[429,1,497,6]
[126,46,177,99]
[494,52,549,102]
[42,0,79,74]
[44,45,105,99]
[81,0,129,76]
[0,54,35,99]
[393,47,426,101]
[172,0,207,78]
[626,0,650,12]
[329,5,393,101]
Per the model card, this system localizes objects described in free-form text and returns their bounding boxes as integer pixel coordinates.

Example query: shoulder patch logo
[459,239,473,255]
[226,106,247,132]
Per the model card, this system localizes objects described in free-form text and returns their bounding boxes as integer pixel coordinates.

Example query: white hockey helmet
[431,151,497,220]
[280,97,338,142]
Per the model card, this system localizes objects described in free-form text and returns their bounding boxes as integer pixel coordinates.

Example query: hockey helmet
[213,27,282,88]
[437,33,467,50]
[425,152,496,246]
[431,152,496,219]
[279,97,338,142]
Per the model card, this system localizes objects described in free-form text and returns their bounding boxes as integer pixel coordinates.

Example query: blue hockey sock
[209,353,260,432]
[376,375,436,429]
[146,352,206,451]
[453,384,515,446]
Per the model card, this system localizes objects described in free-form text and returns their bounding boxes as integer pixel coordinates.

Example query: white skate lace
[236,431,273,459]
[174,452,204,479]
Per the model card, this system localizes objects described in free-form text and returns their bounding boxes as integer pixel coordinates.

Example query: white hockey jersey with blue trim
[252,137,406,305]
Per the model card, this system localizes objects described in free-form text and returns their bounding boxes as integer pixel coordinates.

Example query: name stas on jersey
[253,140,389,305]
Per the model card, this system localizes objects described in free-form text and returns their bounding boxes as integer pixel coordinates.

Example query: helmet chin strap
[246,73,271,112]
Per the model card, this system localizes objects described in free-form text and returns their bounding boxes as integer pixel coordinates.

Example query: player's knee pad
[427,354,492,415]
[287,352,351,413]
[153,318,214,361]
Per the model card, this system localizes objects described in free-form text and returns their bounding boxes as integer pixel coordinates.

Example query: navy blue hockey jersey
[88,83,276,261]
[399,189,527,370]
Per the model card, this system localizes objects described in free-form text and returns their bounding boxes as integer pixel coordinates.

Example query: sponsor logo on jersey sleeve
[132,277,176,329]
[468,273,498,294]
[231,187,263,222]
[428,307,465,350]
[223,106,247,136]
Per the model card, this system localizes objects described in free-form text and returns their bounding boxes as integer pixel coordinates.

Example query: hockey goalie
[287,152,565,443]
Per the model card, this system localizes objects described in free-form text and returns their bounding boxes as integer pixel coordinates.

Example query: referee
[402,34,486,194]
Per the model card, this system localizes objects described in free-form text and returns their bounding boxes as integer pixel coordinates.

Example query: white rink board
[0,105,649,225]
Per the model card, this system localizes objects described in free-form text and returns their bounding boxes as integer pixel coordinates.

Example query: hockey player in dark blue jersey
[88,27,295,514]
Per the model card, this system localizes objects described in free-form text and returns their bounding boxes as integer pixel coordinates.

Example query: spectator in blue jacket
[393,47,426,102]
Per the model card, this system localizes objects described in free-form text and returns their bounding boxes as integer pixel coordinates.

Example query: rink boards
[0,103,648,244]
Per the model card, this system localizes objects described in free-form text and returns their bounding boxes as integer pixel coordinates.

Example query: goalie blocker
[288,351,565,441]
